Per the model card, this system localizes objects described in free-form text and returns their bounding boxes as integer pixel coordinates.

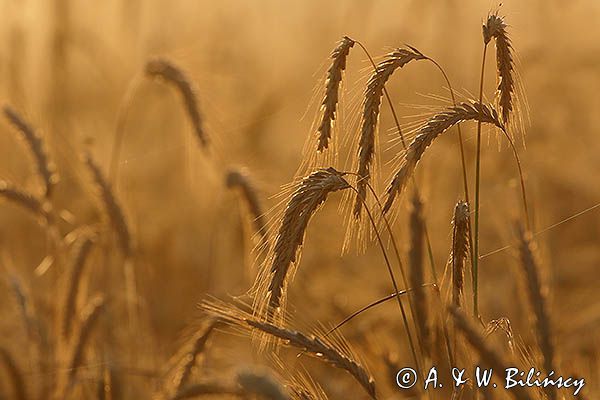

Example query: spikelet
[353,47,426,217]
[483,12,516,126]
[384,101,504,213]
[316,36,355,152]
[145,58,208,148]
[0,179,52,222]
[3,105,58,197]
[259,168,350,315]
[451,201,470,308]
[84,153,132,256]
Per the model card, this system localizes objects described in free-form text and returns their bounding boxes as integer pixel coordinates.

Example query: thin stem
[473,44,489,319]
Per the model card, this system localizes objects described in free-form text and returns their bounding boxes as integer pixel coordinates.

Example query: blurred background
[0,0,599,398]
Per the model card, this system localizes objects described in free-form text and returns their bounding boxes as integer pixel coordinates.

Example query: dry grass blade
[237,368,291,400]
[201,300,376,399]
[145,58,208,148]
[0,179,52,221]
[316,36,355,152]
[450,307,534,400]
[483,12,515,125]
[0,346,27,400]
[408,191,429,356]
[353,47,426,217]
[84,153,132,256]
[451,201,470,308]
[260,167,350,313]
[516,226,556,379]
[384,101,504,213]
[226,168,268,242]
[3,105,58,197]
[169,320,219,394]
[59,233,95,341]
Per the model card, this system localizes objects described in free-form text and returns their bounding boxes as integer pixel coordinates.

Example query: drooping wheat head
[383,101,504,213]
[226,167,268,243]
[353,47,426,217]
[145,58,208,148]
[0,179,52,222]
[451,201,470,308]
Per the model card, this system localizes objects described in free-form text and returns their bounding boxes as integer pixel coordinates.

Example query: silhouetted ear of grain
[483,13,516,125]
[0,347,27,400]
[353,47,426,217]
[84,153,132,257]
[168,320,219,395]
[145,58,208,148]
[383,101,504,213]
[201,300,376,399]
[449,306,534,400]
[408,191,429,356]
[260,167,350,314]
[226,168,268,243]
[0,179,52,222]
[237,368,291,400]
[3,105,58,198]
[516,226,555,377]
[59,233,95,341]
[316,36,355,152]
[451,201,470,308]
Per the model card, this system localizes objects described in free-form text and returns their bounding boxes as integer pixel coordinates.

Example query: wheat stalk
[145,58,208,148]
[483,12,516,125]
[451,201,470,308]
[383,101,504,213]
[516,226,556,383]
[0,346,27,400]
[3,105,58,198]
[259,167,350,314]
[353,47,426,217]
[316,36,355,152]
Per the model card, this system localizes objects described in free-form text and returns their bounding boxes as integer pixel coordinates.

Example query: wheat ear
[201,300,376,399]
[84,153,132,256]
[316,36,355,152]
[0,179,52,221]
[145,58,208,148]
[226,168,268,242]
[353,47,426,217]
[260,167,350,314]
[483,12,516,125]
[3,105,58,197]
[0,347,27,400]
[450,307,534,400]
[451,201,470,308]
[383,101,504,213]
[516,226,556,378]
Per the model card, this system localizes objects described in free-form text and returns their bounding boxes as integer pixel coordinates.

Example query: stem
[473,44,488,319]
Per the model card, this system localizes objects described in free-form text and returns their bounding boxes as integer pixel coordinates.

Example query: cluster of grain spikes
[254,167,351,321]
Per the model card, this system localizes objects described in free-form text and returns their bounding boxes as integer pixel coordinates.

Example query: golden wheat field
[0,1,599,399]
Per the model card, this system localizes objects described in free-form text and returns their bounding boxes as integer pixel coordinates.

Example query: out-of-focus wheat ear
[3,105,59,198]
[226,167,268,244]
[0,347,27,400]
[257,168,350,319]
[169,319,219,395]
[84,153,133,257]
[316,36,355,152]
[63,295,106,393]
[0,179,52,222]
[145,58,208,148]
[353,47,426,217]
[237,368,291,400]
[451,201,470,308]
[449,307,534,400]
[483,13,516,126]
[383,101,504,214]
[408,191,429,357]
[516,226,556,384]
[59,232,96,342]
